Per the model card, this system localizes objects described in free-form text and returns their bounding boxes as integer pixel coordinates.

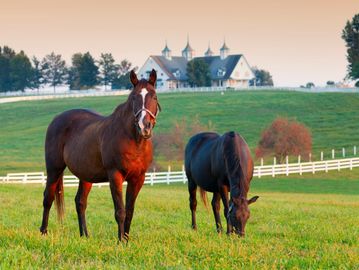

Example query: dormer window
[174,70,181,78]
[217,68,226,77]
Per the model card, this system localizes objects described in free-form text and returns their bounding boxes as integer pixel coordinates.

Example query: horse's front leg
[219,185,233,234]
[108,170,126,242]
[124,175,145,241]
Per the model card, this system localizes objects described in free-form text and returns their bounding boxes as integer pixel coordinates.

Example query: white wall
[229,56,255,81]
[137,57,170,90]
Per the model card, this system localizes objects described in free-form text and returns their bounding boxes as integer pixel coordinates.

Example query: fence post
[320,151,323,161]
[167,165,171,185]
[342,148,345,158]
[286,156,289,176]
[312,161,315,174]
[150,170,154,186]
[354,146,357,156]
[182,164,186,183]
[272,157,276,177]
[42,172,46,186]
[338,159,340,171]
[298,155,302,175]
[23,173,27,183]
[350,159,353,170]
[325,160,328,172]
[261,158,264,166]
[309,153,312,162]
[332,149,335,159]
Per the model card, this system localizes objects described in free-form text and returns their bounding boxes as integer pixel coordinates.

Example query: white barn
[138,40,255,90]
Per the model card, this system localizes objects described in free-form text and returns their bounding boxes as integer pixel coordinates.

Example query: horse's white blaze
[138,88,148,130]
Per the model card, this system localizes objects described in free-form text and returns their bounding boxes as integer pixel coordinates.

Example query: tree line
[0,46,135,92]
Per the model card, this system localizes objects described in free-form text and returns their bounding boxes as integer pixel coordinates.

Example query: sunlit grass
[0,175,358,269]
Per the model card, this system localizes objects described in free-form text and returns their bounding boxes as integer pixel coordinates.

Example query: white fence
[1,157,358,187]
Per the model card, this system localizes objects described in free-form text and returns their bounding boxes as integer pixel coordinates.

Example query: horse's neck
[229,179,248,199]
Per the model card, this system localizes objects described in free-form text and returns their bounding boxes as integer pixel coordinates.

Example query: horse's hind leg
[188,179,197,230]
[75,180,93,237]
[212,192,222,233]
[40,169,64,235]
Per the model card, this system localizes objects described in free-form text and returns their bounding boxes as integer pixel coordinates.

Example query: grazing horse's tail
[199,188,209,210]
[55,174,65,222]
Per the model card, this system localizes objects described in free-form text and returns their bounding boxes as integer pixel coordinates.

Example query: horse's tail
[199,188,209,211]
[55,174,65,223]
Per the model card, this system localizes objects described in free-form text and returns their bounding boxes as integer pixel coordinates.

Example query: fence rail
[1,157,358,187]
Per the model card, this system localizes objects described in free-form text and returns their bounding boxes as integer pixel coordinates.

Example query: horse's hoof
[40,228,48,235]
[191,225,197,231]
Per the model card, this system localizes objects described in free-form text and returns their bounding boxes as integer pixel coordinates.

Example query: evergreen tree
[68,52,99,90]
[0,46,15,92]
[186,59,211,87]
[342,14,359,81]
[98,53,119,90]
[41,52,67,92]
[10,51,34,91]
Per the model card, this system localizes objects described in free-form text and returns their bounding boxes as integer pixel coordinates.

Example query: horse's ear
[148,69,157,86]
[130,70,138,86]
[248,196,259,205]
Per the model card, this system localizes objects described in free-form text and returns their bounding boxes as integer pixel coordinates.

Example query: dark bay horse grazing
[185,131,259,236]
[40,69,160,242]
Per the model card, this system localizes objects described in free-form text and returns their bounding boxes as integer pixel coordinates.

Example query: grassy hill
[0,90,358,174]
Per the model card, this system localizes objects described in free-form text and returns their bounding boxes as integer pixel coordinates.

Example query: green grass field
[0,90,359,174]
[0,172,358,269]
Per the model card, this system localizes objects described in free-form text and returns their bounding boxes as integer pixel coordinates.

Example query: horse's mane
[223,132,249,197]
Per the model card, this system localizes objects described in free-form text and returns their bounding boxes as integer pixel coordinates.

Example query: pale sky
[1,0,358,86]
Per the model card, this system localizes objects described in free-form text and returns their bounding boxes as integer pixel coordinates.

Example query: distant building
[138,40,255,90]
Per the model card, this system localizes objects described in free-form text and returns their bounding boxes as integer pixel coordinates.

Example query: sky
[1,0,358,86]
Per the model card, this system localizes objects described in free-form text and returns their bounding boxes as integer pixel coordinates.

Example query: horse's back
[45,109,105,174]
[185,132,221,192]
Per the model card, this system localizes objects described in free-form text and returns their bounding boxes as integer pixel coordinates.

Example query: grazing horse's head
[228,195,259,237]
[129,69,161,139]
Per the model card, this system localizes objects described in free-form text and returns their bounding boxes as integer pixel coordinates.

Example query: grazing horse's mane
[223,132,249,197]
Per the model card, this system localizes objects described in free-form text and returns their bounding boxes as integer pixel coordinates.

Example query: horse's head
[228,195,259,237]
[130,69,161,139]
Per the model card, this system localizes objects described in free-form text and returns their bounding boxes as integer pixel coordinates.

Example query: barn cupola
[161,41,172,60]
[204,42,214,57]
[182,36,195,61]
[220,40,230,60]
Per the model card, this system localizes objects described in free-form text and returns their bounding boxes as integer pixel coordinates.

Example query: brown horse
[185,131,258,236]
[40,69,160,242]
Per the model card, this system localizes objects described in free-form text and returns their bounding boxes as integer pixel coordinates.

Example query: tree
[306,82,315,88]
[250,67,274,86]
[326,80,335,86]
[187,58,211,87]
[118,59,133,75]
[0,46,33,92]
[97,53,119,90]
[0,46,14,92]
[342,14,359,82]
[41,52,67,92]
[9,51,34,91]
[111,60,136,90]
[68,52,99,90]
[255,117,312,163]
[30,56,43,90]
